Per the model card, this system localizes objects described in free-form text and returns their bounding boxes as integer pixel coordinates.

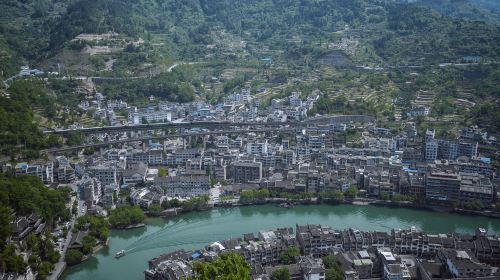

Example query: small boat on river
[115,250,126,258]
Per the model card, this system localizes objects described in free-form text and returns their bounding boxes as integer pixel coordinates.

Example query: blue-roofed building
[480,157,491,164]
[191,251,201,260]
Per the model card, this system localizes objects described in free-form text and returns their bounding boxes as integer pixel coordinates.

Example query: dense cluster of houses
[145,225,500,280]
[3,116,498,214]
[56,86,497,212]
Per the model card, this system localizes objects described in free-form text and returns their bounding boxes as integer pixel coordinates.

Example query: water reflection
[111,226,148,240]
[67,256,99,273]
[63,204,500,280]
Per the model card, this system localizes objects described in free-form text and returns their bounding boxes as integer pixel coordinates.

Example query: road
[43,127,298,153]
[167,62,198,72]
[47,208,76,280]
[44,115,375,135]
[48,188,86,280]
[3,61,199,90]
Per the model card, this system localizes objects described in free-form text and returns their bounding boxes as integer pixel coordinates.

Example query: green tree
[158,168,167,177]
[257,189,270,200]
[326,268,344,280]
[37,261,54,279]
[26,234,40,254]
[330,191,344,202]
[149,204,162,214]
[280,246,299,264]
[0,207,13,248]
[65,249,83,265]
[323,255,343,280]
[380,193,391,201]
[240,189,256,203]
[323,255,339,269]
[495,202,500,211]
[0,243,27,273]
[75,215,109,241]
[191,252,250,279]
[108,205,145,228]
[82,235,96,254]
[0,174,71,227]
[344,186,359,198]
[271,267,291,280]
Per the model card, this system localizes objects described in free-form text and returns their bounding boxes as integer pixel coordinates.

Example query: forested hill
[389,0,500,23]
[1,0,500,77]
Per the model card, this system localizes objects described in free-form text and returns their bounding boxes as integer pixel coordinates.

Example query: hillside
[391,0,500,24]
[0,0,498,152]
[1,0,500,77]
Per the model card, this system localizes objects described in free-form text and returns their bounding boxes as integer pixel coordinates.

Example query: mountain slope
[1,0,499,78]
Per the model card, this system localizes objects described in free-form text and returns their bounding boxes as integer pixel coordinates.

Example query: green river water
[62,204,500,280]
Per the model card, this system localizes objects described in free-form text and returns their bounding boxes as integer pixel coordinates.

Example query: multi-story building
[167,148,202,166]
[247,141,268,155]
[216,136,229,151]
[437,249,493,278]
[452,160,494,178]
[231,161,263,183]
[128,150,163,166]
[308,135,325,150]
[15,162,54,185]
[87,162,114,183]
[155,175,210,198]
[425,172,461,202]
[107,99,128,110]
[128,106,172,124]
[425,141,438,162]
[78,176,101,205]
[144,259,193,280]
[378,248,411,280]
[123,163,148,186]
[55,156,75,183]
[459,173,493,206]
[438,140,478,161]
[296,224,339,257]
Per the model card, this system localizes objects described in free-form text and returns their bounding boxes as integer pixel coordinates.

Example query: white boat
[115,250,125,258]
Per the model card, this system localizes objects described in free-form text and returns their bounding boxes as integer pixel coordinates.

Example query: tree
[240,189,256,203]
[149,204,162,214]
[271,267,291,280]
[26,234,40,254]
[210,177,217,187]
[495,202,500,211]
[280,246,299,264]
[108,205,145,228]
[323,255,336,269]
[0,207,13,248]
[37,261,54,279]
[380,193,391,201]
[323,255,343,280]
[326,268,344,280]
[158,168,167,177]
[0,243,27,273]
[75,215,109,241]
[65,249,83,265]
[0,174,71,226]
[257,189,270,200]
[82,235,96,254]
[192,252,250,279]
[330,191,344,202]
[344,186,359,198]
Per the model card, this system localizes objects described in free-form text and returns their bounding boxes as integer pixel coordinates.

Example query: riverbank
[62,204,500,280]
[151,197,500,220]
[113,223,146,230]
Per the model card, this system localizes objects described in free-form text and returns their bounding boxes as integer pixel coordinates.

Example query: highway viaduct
[43,115,375,136]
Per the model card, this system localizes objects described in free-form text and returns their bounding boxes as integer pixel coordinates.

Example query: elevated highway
[43,115,375,135]
[44,127,299,153]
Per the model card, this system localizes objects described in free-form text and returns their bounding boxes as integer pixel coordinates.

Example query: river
[62,204,500,280]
